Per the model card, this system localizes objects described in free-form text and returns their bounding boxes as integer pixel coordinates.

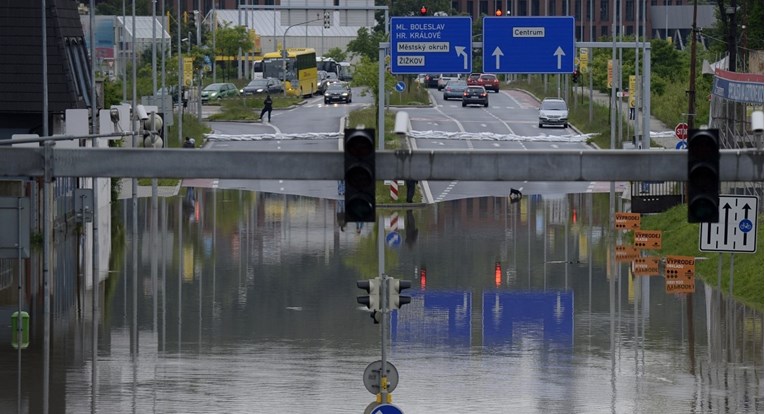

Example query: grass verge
[640,204,763,309]
[508,77,646,150]
[208,95,302,121]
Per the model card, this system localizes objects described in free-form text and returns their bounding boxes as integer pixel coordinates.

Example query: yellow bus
[261,48,318,97]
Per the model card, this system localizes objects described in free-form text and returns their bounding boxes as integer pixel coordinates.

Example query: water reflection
[0,189,761,413]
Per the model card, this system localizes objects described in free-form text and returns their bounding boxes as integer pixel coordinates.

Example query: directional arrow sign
[699,195,759,253]
[391,16,472,74]
[482,16,575,74]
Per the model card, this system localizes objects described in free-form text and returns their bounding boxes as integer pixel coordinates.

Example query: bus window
[252,60,263,79]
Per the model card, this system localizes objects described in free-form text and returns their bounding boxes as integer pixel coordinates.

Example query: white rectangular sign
[699,195,758,253]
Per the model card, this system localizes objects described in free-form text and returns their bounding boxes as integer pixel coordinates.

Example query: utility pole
[687,0,698,130]
[726,0,737,71]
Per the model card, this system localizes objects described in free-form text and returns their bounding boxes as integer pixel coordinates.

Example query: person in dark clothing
[405,179,417,203]
[260,94,273,122]
[183,137,195,148]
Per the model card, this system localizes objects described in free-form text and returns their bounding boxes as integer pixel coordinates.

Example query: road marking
[430,90,465,132]
[435,181,459,202]
[482,108,516,135]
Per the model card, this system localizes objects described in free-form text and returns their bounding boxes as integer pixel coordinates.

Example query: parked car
[324,82,352,104]
[424,74,440,88]
[318,74,340,94]
[442,80,468,100]
[477,73,500,92]
[241,78,283,95]
[155,86,179,102]
[415,74,427,84]
[466,73,482,86]
[437,74,462,91]
[201,83,239,103]
[538,97,569,128]
[462,86,489,107]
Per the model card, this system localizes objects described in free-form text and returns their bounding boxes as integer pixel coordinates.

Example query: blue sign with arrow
[482,16,575,74]
[395,81,406,92]
[391,16,472,74]
[371,404,404,414]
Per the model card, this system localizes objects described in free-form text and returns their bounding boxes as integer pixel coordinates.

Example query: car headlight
[210,92,218,97]
[324,92,330,97]
[341,92,348,96]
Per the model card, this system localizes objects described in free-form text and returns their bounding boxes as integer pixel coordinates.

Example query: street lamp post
[281,17,323,97]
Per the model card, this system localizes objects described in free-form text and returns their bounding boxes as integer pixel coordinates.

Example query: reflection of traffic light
[323,11,330,29]
[420,5,428,15]
[495,262,502,287]
[687,129,719,223]
[419,267,427,289]
[495,8,503,16]
[357,278,381,323]
[344,128,376,222]
[388,278,412,310]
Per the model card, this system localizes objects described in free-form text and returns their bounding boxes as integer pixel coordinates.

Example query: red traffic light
[495,9,503,16]
[420,6,427,15]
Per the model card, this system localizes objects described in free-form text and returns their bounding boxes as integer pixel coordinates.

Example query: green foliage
[346,27,388,61]
[210,24,252,81]
[388,78,430,106]
[641,204,763,309]
[350,56,397,107]
[324,47,347,62]
[167,113,211,147]
[208,95,301,121]
[346,107,401,149]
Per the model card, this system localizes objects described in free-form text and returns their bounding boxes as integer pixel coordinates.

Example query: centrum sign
[390,16,472,74]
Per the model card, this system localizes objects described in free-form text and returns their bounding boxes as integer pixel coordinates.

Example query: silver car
[442,80,468,100]
[538,98,569,128]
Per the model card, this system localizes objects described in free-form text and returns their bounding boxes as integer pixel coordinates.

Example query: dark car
[201,83,239,103]
[477,74,500,92]
[424,74,440,88]
[462,86,489,107]
[324,82,352,104]
[241,78,283,95]
[442,80,468,100]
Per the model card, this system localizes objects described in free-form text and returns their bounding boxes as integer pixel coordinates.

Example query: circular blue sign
[373,404,404,414]
[395,81,406,93]
[386,231,401,248]
[675,141,687,150]
[739,219,753,233]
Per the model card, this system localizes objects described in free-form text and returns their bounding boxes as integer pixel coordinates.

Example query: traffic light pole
[377,219,389,404]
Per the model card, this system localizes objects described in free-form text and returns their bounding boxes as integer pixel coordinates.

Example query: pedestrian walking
[260,94,273,122]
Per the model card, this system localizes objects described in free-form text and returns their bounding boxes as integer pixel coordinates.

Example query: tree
[350,56,396,115]
[324,47,348,63]
[346,27,388,61]
[210,24,251,81]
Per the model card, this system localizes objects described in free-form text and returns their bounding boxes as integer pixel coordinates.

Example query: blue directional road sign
[371,404,404,414]
[394,81,406,92]
[482,16,575,74]
[391,16,472,75]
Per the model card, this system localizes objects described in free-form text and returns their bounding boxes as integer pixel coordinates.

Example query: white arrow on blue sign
[390,16,473,74]
[676,141,688,150]
[395,81,406,92]
[482,16,575,74]
[372,404,404,414]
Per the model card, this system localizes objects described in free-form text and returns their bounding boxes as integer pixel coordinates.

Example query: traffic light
[357,278,381,311]
[687,128,720,223]
[495,8,503,16]
[388,278,412,310]
[344,128,376,222]
[572,69,580,83]
[323,11,330,29]
[420,5,428,15]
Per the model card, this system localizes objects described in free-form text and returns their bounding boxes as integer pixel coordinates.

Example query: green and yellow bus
[262,48,318,97]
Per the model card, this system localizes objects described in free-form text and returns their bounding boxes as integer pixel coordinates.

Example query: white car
[437,74,462,91]
[538,98,569,128]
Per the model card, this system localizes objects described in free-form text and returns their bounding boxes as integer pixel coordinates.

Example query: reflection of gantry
[708,68,763,198]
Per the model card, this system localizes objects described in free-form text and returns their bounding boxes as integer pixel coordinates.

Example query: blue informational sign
[676,141,688,150]
[371,403,404,414]
[395,81,406,92]
[482,16,575,74]
[386,231,401,248]
[390,17,473,75]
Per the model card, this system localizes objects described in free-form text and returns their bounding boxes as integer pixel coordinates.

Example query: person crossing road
[260,94,273,122]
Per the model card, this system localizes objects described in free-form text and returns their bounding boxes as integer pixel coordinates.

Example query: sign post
[390,17,473,74]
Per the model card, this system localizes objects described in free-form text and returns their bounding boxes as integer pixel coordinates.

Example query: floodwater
[0,189,761,413]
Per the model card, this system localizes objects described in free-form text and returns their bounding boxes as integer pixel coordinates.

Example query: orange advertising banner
[632,256,660,276]
[615,212,640,230]
[665,256,695,294]
[634,230,662,250]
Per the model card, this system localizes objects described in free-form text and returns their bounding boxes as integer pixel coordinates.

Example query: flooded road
[0,189,761,413]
